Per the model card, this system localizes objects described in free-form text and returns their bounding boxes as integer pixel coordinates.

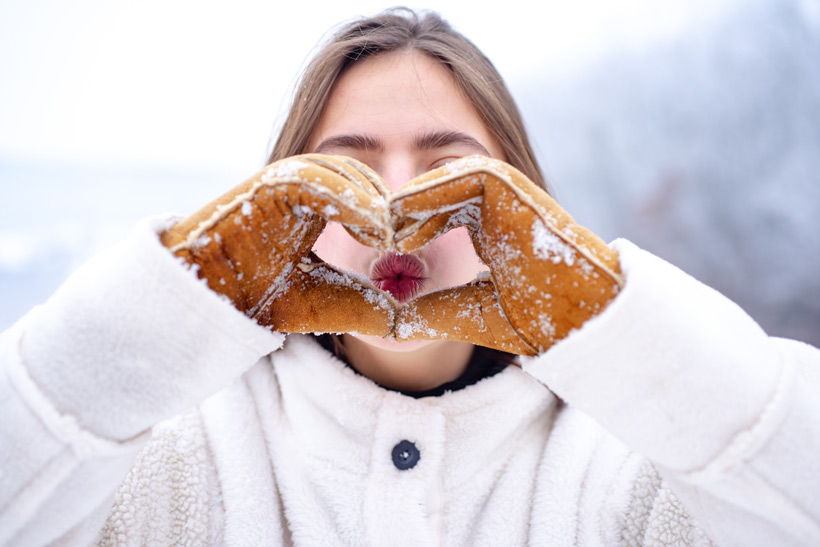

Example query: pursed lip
[370,253,428,303]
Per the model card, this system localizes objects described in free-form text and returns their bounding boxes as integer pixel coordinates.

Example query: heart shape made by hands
[164,154,624,356]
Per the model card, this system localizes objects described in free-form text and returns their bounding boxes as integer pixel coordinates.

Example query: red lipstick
[370,253,428,303]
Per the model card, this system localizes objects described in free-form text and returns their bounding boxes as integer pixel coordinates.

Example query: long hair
[271,8,534,366]
[267,7,547,191]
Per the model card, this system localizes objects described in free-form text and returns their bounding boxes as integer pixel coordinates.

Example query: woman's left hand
[390,156,624,356]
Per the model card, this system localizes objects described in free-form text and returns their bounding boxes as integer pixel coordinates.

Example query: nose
[379,157,416,192]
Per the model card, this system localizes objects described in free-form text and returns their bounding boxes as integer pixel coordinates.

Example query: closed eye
[429,156,461,170]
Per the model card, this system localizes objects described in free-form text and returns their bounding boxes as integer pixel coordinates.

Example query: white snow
[261,160,308,182]
[531,220,576,266]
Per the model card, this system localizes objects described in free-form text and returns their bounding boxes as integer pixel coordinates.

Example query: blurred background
[1,0,818,345]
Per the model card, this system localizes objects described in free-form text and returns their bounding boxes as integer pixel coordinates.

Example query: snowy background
[2,0,818,345]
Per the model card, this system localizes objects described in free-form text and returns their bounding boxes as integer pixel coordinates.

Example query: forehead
[334,49,458,97]
[309,50,497,150]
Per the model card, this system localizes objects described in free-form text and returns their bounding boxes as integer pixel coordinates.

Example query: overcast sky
[0,0,741,177]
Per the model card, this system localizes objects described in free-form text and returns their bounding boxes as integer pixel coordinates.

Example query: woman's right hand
[161,154,397,337]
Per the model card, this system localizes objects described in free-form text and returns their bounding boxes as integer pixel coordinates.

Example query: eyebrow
[313,134,384,154]
[413,130,490,155]
[313,130,491,156]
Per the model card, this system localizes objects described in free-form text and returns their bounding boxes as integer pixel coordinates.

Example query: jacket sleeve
[523,238,820,546]
[0,216,283,546]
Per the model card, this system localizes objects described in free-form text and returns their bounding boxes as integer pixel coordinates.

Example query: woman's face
[308,50,505,390]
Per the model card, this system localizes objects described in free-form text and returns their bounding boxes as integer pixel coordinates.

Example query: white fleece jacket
[0,216,818,546]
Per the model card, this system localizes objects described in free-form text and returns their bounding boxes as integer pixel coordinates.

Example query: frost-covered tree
[521,0,820,345]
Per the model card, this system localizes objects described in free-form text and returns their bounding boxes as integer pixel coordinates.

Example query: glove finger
[476,171,623,352]
[266,155,392,250]
[256,253,396,337]
[164,155,391,255]
[478,159,621,277]
[393,280,538,355]
[301,154,392,200]
[390,161,485,254]
[161,155,392,314]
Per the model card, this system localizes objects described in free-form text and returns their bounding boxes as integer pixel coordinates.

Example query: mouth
[370,253,428,303]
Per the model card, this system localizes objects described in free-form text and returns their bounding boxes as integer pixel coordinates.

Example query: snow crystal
[537,313,556,340]
[307,264,391,311]
[396,318,438,339]
[444,156,506,174]
[192,235,211,248]
[262,160,308,182]
[577,257,595,276]
[439,198,481,227]
[292,205,312,217]
[309,266,346,286]
[456,302,481,320]
[247,262,294,318]
[532,219,576,266]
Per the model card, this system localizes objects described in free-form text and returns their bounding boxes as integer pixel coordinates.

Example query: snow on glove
[161,154,396,336]
[389,156,625,356]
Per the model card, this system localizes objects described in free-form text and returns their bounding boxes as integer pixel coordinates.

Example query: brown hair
[267,7,548,191]
[276,8,534,366]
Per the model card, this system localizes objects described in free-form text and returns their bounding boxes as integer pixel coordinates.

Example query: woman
[2,8,818,546]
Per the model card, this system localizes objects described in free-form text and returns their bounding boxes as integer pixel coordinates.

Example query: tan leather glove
[160,154,396,336]
[389,156,625,356]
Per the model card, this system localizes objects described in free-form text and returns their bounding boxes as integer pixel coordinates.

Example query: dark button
[391,440,420,470]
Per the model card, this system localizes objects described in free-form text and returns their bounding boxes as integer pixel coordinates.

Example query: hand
[160,154,397,337]
[390,156,624,355]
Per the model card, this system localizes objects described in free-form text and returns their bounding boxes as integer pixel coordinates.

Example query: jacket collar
[265,334,559,485]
